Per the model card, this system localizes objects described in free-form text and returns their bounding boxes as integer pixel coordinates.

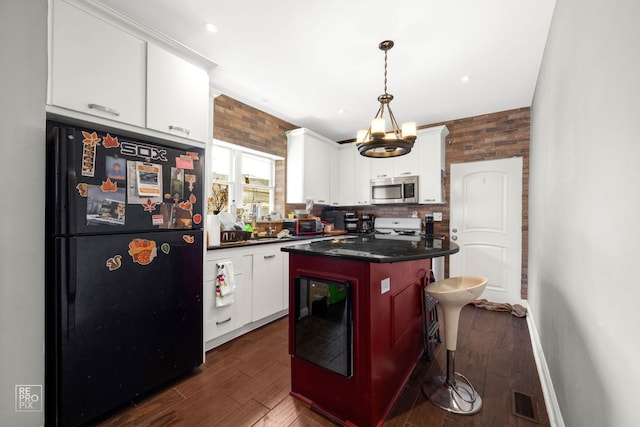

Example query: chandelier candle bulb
[371,118,386,136]
[357,130,369,143]
[402,122,417,138]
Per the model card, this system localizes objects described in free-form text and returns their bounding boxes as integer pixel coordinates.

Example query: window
[208,146,232,214]
[209,142,279,220]
[241,152,274,221]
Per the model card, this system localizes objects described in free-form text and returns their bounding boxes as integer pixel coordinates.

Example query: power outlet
[381,277,391,294]
[433,212,443,221]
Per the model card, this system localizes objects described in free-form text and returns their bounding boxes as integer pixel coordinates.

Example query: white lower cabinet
[204,253,251,342]
[205,240,320,350]
[251,248,285,321]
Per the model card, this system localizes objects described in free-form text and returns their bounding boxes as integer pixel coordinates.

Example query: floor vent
[512,390,538,423]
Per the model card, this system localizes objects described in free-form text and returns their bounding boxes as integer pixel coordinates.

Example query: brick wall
[212,96,530,297]
[213,95,298,215]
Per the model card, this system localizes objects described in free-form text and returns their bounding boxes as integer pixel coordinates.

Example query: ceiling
[95,0,556,142]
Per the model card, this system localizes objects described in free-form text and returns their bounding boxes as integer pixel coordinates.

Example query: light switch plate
[433,212,443,221]
[381,278,391,294]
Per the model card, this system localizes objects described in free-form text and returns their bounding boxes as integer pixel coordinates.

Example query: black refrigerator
[45,120,205,426]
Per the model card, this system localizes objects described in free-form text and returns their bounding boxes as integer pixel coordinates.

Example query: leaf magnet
[81,131,101,147]
[128,238,157,265]
[101,178,117,192]
[193,213,202,224]
[189,193,197,204]
[106,254,122,271]
[160,243,170,254]
[76,183,89,197]
[179,201,192,210]
[102,133,120,148]
[183,235,195,244]
[143,198,157,212]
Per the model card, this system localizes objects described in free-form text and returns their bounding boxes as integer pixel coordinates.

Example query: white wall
[529,0,640,426]
[0,1,47,426]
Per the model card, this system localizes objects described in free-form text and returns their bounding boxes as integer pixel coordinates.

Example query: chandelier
[356,40,416,158]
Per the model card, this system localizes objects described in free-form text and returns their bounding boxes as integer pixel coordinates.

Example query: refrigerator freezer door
[51,230,203,426]
[46,121,205,236]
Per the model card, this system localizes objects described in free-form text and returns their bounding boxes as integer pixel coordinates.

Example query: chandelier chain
[383,49,388,95]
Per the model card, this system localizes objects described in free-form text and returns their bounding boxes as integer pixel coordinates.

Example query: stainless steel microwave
[370,175,419,204]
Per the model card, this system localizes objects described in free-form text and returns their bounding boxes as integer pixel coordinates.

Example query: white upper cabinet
[49,0,146,127]
[146,44,210,142]
[369,145,421,179]
[286,128,338,205]
[338,145,372,206]
[416,125,449,204]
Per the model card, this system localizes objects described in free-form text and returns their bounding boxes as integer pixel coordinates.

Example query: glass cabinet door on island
[293,277,353,377]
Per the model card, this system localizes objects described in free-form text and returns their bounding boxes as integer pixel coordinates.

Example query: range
[373,217,422,241]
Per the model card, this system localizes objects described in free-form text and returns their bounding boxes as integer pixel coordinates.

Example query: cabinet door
[328,144,341,206]
[304,137,331,204]
[393,149,420,177]
[147,44,210,142]
[370,158,393,179]
[252,250,285,321]
[49,0,146,127]
[338,146,356,205]
[205,255,251,341]
[416,126,448,203]
[286,129,335,204]
[354,150,372,205]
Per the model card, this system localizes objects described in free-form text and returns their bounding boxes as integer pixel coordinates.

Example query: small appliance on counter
[321,210,346,231]
[360,213,375,233]
[424,214,435,237]
[283,217,323,235]
[344,212,359,233]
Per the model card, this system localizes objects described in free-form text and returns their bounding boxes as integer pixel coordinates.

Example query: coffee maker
[360,213,374,233]
[344,212,359,233]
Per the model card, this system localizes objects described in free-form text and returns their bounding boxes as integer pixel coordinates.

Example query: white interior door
[449,157,523,304]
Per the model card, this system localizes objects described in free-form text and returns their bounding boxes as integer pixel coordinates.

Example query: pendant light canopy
[356,40,416,158]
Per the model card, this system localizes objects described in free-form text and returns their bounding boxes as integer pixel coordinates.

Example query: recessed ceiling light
[338,108,345,115]
[461,75,471,83]
[203,22,218,33]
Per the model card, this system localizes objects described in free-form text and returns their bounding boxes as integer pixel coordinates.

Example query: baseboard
[525,302,565,427]
[204,310,288,352]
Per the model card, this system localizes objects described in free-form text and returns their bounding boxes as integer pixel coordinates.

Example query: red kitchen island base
[287,253,432,427]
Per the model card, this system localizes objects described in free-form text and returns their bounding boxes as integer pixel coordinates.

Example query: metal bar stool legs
[422,276,488,415]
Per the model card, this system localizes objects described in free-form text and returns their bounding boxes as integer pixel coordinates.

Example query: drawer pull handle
[216,317,232,325]
[88,103,120,116]
[264,254,276,259]
[169,125,191,136]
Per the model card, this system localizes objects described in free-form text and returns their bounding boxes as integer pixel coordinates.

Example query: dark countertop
[207,234,332,250]
[280,235,459,263]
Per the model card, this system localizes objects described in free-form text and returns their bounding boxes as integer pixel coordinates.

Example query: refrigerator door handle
[66,238,77,332]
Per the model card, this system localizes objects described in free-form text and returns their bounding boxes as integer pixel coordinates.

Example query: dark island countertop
[281,235,459,263]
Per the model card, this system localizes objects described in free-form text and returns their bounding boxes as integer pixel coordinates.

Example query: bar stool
[422,276,488,415]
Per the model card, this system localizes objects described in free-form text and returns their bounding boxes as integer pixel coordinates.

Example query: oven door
[293,276,353,377]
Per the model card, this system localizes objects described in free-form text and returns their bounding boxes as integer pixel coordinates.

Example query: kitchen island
[282,235,459,427]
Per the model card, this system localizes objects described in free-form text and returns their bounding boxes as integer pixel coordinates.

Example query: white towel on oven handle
[215,261,236,296]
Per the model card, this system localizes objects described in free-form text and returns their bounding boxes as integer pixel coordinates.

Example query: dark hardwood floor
[93,305,549,427]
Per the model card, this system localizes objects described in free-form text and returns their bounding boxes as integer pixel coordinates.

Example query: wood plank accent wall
[212,95,530,297]
[213,94,298,217]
